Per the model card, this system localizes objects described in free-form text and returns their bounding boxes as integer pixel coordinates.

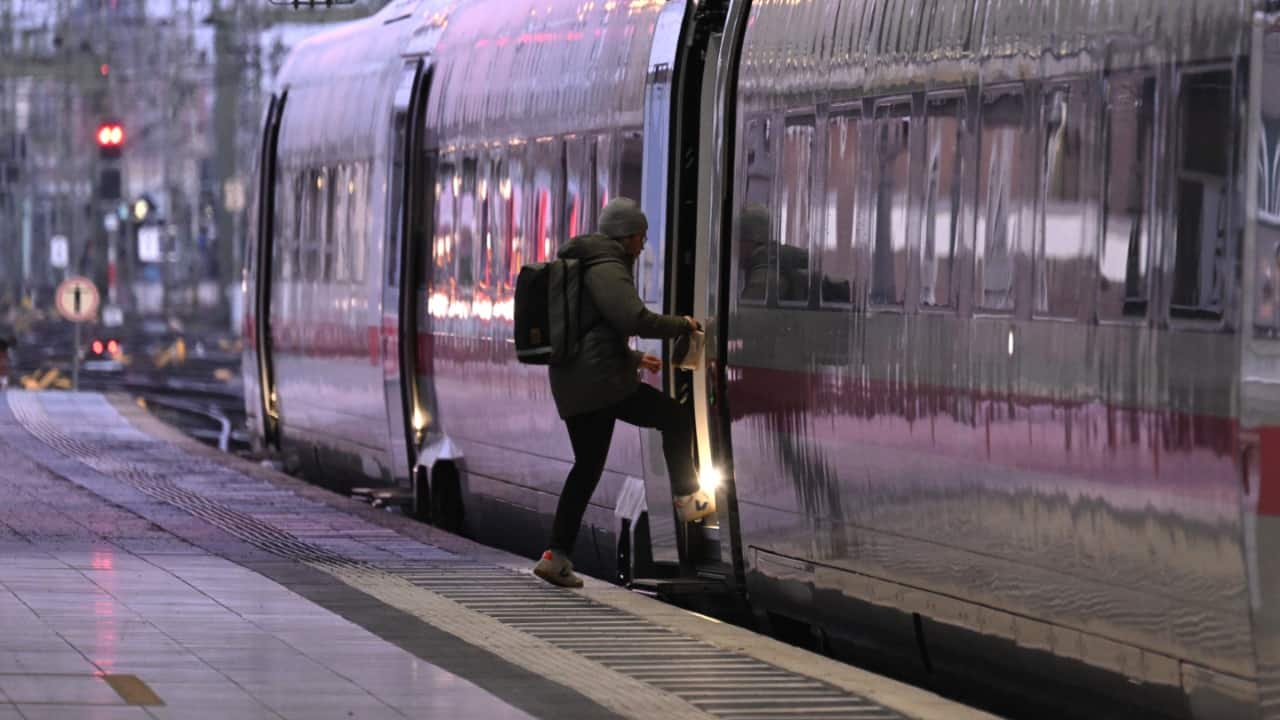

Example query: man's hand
[684,316,702,332]
[640,354,662,374]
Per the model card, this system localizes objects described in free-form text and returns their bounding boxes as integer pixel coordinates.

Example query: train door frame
[253,91,287,449]
[629,0,749,589]
[635,0,691,574]
[383,60,432,486]
[690,0,753,590]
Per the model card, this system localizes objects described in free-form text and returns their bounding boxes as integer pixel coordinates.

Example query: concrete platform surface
[0,391,997,720]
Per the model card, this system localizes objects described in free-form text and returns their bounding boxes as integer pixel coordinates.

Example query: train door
[633,0,745,585]
[253,91,287,449]
[689,0,752,587]
[635,1,688,571]
[1243,10,1280,690]
[383,61,430,483]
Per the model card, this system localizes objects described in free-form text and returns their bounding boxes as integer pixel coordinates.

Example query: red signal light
[92,340,104,355]
[99,63,109,77]
[95,123,125,148]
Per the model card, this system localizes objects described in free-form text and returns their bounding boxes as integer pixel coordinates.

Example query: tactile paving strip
[380,562,905,720]
[8,392,906,720]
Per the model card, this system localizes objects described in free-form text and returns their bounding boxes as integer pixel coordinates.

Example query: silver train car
[241,0,1280,716]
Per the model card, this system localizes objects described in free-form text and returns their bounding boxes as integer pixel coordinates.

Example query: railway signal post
[55,277,101,392]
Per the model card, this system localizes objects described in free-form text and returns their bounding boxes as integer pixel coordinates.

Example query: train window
[350,162,366,283]
[976,85,1028,312]
[738,116,774,303]
[595,133,612,215]
[412,152,436,298]
[434,162,456,292]
[330,165,349,283]
[1170,69,1234,322]
[291,173,304,281]
[1098,74,1155,321]
[871,100,913,308]
[619,130,664,303]
[620,131,643,205]
[530,142,557,264]
[1037,81,1095,319]
[822,111,861,307]
[457,157,479,290]
[274,171,294,281]
[489,159,509,293]
[475,158,493,290]
[565,138,590,240]
[922,93,966,311]
[321,167,337,282]
[779,118,814,304]
[302,168,326,282]
[502,154,525,289]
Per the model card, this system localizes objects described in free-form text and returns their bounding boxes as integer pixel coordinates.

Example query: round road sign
[55,277,100,323]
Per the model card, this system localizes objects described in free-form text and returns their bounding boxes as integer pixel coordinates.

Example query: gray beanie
[598,198,648,239]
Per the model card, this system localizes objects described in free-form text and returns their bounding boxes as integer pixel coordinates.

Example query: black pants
[549,384,697,555]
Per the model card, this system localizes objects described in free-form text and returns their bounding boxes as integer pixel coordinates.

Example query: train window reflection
[1037,82,1094,318]
[871,100,912,307]
[738,117,773,303]
[1099,74,1155,321]
[1171,69,1234,322]
[922,93,965,310]
[780,119,814,304]
[822,112,860,307]
[976,86,1028,312]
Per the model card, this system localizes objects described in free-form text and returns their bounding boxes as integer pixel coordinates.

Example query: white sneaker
[533,550,584,588]
[674,489,715,523]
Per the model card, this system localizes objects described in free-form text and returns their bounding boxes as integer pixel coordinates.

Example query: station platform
[0,390,995,720]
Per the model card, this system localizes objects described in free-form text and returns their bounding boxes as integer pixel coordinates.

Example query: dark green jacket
[549,234,689,418]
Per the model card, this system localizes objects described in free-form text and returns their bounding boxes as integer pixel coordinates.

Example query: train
[241,0,1280,716]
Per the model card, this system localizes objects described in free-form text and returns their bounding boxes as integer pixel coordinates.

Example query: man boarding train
[525,198,713,588]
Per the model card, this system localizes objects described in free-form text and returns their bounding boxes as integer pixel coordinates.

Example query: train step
[629,574,731,600]
[351,486,414,511]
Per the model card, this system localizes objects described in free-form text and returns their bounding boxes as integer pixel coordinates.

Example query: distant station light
[96,124,124,147]
[96,122,125,158]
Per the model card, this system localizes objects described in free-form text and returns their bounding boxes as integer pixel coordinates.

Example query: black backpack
[513,256,607,366]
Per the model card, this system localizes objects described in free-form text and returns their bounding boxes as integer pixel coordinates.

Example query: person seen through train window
[533,198,711,588]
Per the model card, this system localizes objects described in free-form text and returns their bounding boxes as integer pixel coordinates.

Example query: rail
[141,396,242,452]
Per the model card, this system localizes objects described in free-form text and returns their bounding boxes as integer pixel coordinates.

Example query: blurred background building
[0,0,387,331]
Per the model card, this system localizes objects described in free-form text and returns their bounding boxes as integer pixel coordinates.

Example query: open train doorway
[383,61,434,486]
[252,91,287,450]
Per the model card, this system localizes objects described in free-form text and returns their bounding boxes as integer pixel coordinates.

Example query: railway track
[7,326,248,453]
